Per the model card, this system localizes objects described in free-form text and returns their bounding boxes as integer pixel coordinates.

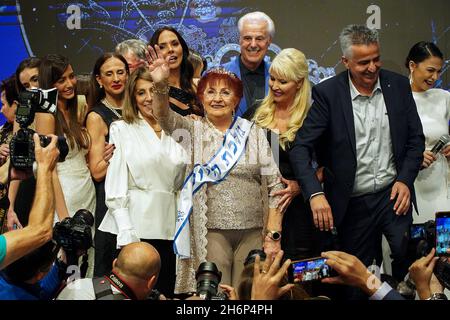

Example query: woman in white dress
[37,54,96,275]
[406,42,450,223]
[99,67,187,297]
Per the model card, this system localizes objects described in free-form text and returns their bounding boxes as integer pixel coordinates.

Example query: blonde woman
[252,48,321,261]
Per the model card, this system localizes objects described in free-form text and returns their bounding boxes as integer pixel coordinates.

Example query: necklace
[101,98,122,119]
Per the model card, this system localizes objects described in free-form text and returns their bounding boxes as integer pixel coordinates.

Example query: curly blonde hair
[253,48,311,150]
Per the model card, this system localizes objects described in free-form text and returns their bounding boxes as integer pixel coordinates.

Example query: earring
[232,110,235,118]
[99,84,103,89]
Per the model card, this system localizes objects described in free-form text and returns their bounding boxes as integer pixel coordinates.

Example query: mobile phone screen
[291,257,331,282]
[436,212,450,256]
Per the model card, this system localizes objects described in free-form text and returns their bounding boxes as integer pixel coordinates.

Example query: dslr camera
[195,261,228,300]
[10,88,68,169]
[53,209,94,255]
[408,220,436,260]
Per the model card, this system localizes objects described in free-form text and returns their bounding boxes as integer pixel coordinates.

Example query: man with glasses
[222,11,274,118]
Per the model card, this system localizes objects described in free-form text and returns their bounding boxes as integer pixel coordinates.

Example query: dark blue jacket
[289,70,425,227]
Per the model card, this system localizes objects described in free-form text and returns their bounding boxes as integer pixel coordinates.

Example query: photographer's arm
[0,134,58,270]
[6,180,23,230]
[35,113,69,221]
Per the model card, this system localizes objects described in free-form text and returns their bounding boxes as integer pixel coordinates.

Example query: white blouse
[99,118,188,247]
[413,88,450,222]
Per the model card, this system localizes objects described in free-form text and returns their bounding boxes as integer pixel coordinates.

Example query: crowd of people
[0,10,448,301]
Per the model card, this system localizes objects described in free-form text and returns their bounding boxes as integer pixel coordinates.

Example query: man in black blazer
[289,25,425,286]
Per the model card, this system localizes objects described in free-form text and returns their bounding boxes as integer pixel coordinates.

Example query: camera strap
[105,271,138,300]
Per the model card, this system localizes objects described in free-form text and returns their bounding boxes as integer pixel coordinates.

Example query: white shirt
[349,75,396,196]
[99,119,187,246]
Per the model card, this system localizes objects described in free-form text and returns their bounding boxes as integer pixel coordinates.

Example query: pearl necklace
[101,98,122,119]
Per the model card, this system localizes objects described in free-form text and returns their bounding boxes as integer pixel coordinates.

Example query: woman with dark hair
[405,41,450,223]
[15,57,41,91]
[85,52,129,276]
[38,54,95,274]
[149,26,203,116]
[148,44,284,294]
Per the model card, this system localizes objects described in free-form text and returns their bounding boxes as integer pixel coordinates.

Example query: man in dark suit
[289,25,425,286]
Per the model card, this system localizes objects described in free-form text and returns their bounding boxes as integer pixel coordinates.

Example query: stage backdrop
[0,0,449,87]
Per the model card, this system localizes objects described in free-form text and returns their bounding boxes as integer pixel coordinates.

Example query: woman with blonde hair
[251,48,321,261]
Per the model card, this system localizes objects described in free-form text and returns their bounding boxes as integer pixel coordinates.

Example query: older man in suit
[222,11,273,118]
[289,24,425,289]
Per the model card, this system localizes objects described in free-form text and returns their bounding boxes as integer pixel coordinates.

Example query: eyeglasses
[204,89,234,99]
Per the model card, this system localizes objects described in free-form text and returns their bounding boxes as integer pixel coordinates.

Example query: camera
[195,261,227,300]
[53,209,94,255]
[288,257,336,283]
[407,220,435,261]
[10,88,69,169]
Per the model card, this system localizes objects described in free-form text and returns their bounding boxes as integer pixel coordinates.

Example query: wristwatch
[266,230,282,241]
[429,292,448,300]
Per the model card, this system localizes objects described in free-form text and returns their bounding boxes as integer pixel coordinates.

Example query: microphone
[431,134,450,155]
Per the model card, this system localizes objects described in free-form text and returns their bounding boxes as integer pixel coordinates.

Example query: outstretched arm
[0,134,59,270]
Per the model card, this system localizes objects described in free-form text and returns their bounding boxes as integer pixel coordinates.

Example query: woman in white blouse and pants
[99,67,187,297]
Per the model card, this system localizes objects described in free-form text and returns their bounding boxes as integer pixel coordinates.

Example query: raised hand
[146,44,170,86]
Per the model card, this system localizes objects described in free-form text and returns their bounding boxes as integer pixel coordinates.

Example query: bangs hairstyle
[122,67,154,124]
[197,68,243,103]
[89,52,130,107]
[253,48,311,149]
[39,54,89,150]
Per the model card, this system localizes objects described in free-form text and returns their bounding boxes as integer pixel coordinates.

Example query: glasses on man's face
[204,89,234,100]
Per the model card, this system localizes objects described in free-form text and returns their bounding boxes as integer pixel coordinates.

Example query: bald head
[114,242,161,281]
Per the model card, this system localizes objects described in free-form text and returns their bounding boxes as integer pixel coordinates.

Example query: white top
[413,89,450,222]
[56,142,96,219]
[99,119,187,246]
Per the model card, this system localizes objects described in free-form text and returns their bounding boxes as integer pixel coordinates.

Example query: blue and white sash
[173,117,254,258]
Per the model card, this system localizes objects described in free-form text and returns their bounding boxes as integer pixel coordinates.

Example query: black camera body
[10,88,69,169]
[53,209,94,254]
[408,220,436,260]
[10,128,69,169]
[195,261,227,300]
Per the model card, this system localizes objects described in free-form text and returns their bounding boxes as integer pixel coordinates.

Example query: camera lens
[195,262,222,300]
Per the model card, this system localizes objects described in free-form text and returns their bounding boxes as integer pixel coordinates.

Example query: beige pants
[206,228,262,290]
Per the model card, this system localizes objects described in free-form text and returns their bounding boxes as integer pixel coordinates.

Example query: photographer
[321,249,447,300]
[0,133,59,270]
[0,240,68,300]
[57,242,160,300]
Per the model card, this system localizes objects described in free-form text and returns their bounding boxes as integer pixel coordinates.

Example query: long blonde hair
[253,48,311,149]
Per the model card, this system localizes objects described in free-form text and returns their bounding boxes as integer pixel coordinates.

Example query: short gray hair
[238,11,275,39]
[339,24,379,58]
[115,39,147,60]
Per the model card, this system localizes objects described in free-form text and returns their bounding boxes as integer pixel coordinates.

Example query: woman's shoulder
[426,88,450,99]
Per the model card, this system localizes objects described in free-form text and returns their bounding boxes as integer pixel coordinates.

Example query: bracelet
[153,84,170,95]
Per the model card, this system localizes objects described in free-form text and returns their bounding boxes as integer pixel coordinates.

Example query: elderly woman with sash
[147,45,285,293]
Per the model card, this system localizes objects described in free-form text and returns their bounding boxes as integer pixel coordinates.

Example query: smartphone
[435,211,450,256]
[288,257,334,283]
